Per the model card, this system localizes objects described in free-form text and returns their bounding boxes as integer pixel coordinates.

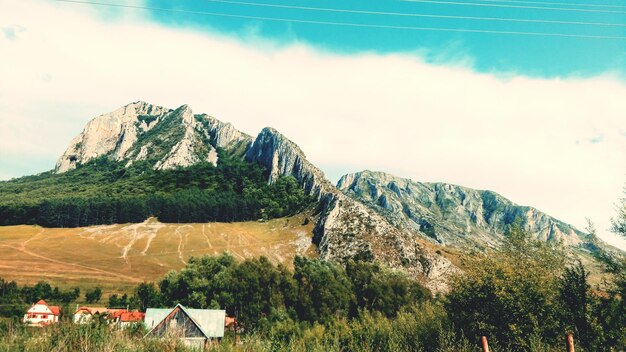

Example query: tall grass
[0,304,573,352]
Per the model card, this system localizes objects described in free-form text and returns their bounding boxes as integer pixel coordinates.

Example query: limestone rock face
[57,102,594,293]
[55,102,251,173]
[337,170,590,250]
[246,128,332,198]
[56,102,171,172]
[246,128,456,292]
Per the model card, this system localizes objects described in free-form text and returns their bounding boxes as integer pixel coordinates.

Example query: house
[73,306,111,324]
[110,310,145,328]
[73,306,144,327]
[144,304,225,349]
[224,315,237,332]
[23,300,61,326]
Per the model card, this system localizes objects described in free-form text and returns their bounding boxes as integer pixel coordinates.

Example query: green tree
[557,261,604,350]
[134,282,160,312]
[346,260,430,318]
[85,287,102,304]
[293,256,354,324]
[445,220,565,351]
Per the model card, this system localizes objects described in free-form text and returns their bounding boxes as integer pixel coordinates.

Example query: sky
[1,0,625,249]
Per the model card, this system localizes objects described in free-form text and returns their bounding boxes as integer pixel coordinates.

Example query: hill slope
[1,101,606,292]
[0,215,315,295]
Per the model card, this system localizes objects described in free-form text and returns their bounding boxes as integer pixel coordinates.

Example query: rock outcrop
[55,102,251,172]
[337,170,591,250]
[57,101,596,293]
[56,102,171,172]
[246,128,333,198]
[246,128,456,292]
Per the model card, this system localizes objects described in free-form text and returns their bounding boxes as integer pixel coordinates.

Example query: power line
[399,0,626,14]
[466,0,626,9]
[54,0,626,40]
[201,0,626,28]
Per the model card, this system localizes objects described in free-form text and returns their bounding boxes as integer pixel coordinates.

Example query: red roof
[119,311,145,322]
[225,316,237,327]
[30,300,60,316]
[74,307,109,315]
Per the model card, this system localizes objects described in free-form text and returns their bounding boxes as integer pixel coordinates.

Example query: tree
[293,256,354,324]
[346,260,430,318]
[85,287,102,304]
[611,187,626,237]
[445,220,566,351]
[134,283,160,312]
[558,261,603,350]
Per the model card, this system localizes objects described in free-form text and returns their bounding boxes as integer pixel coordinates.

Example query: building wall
[73,312,93,324]
[23,304,58,325]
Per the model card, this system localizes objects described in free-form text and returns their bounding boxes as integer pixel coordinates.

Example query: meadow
[0,215,315,296]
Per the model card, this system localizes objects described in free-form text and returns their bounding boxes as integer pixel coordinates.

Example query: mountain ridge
[337,170,590,250]
[51,102,457,291]
[28,101,605,291]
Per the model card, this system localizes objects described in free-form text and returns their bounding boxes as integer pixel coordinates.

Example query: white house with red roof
[73,306,111,324]
[23,300,61,326]
[73,306,145,327]
[110,310,145,328]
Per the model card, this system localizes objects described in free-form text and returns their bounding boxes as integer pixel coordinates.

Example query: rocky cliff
[245,127,333,198]
[57,102,456,291]
[55,102,251,172]
[57,101,596,293]
[245,128,456,292]
[337,171,591,250]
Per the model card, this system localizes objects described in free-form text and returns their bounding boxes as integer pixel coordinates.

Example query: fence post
[566,332,575,352]
[481,336,489,352]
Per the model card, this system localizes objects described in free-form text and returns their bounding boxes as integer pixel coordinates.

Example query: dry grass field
[0,214,316,296]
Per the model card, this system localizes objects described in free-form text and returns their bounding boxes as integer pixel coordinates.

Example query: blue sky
[141,0,626,77]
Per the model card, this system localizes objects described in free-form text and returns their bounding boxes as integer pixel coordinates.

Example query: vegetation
[85,288,102,304]
[1,182,625,350]
[0,153,313,227]
[0,279,81,318]
[1,223,626,351]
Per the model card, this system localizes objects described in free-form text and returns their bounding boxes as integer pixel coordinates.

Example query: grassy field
[0,214,316,297]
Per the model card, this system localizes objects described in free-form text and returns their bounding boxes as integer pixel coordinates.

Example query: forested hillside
[0,151,313,227]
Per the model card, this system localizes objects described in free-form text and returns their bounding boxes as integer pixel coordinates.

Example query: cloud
[1,24,25,40]
[589,135,604,144]
[1,0,625,250]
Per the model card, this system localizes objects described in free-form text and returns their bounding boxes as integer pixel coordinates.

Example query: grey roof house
[144,304,226,349]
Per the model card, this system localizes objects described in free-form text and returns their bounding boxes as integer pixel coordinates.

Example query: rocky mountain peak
[57,103,598,293]
[246,127,333,198]
[338,170,590,250]
[54,102,252,173]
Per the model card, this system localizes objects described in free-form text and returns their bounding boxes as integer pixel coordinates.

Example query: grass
[0,214,316,298]
[0,303,474,352]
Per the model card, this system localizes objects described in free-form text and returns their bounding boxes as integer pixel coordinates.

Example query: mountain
[56,102,251,173]
[244,128,456,291]
[337,171,592,250]
[9,101,601,292]
[49,102,455,291]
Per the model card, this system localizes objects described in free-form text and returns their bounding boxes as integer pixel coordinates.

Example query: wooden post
[566,332,575,352]
[481,336,489,352]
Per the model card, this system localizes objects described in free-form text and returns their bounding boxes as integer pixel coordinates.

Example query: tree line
[0,280,81,317]
[0,153,313,227]
[1,190,625,350]
[118,214,626,351]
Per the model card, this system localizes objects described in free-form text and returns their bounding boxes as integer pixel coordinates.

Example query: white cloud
[1,0,625,250]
